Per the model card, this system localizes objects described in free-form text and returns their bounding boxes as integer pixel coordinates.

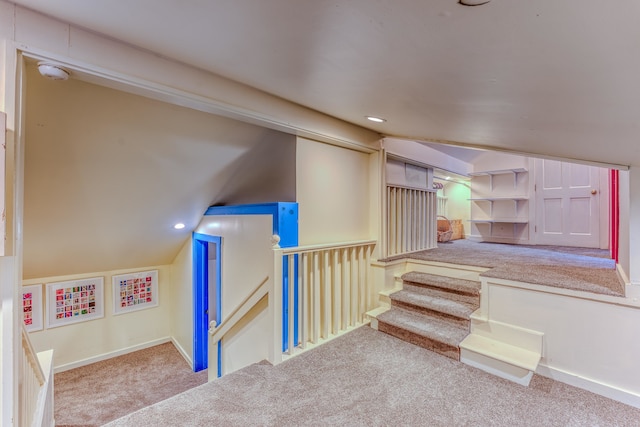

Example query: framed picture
[112,270,158,315]
[22,284,43,332]
[46,277,104,328]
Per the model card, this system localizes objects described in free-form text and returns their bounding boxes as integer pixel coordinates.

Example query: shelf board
[469,219,528,224]
[469,197,529,202]
[468,168,527,177]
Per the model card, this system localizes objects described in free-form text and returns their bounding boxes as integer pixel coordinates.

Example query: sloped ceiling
[23,63,295,279]
[10,0,640,168]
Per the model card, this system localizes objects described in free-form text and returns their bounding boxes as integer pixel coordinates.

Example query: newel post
[270,236,284,366]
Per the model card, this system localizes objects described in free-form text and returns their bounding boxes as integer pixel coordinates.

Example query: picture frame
[112,270,158,315]
[22,284,44,332]
[46,277,104,328]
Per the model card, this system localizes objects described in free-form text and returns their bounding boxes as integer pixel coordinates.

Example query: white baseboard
[171,337,193,369]
[536,363,640,409]
[54,337,172,373]
[461,348,534,386]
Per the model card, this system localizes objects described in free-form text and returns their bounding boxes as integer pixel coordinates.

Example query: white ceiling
[10,0,640,168]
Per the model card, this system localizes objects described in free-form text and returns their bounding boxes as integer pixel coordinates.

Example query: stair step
[459,334,541,371]
[377,309,469,360]
[379,285,403,306]
[389,290,476,326]
[403,283,479,306]
[401,272,480,297]
[365,306,389,330]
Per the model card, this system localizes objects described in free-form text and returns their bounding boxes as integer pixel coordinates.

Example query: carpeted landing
[54,342,208,426]
[105,326,640,427]
[385,239,625,297]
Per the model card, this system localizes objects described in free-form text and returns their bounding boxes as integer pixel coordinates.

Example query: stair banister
[209,276,270,380]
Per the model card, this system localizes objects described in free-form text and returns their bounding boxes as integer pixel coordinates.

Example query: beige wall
[297,137,371,245]
[195,215,274,375]
[22,62,292,280]
[169,237,193,365]
[23,265,172,371]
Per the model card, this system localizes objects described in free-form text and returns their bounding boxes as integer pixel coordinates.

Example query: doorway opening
[193,233,222,375]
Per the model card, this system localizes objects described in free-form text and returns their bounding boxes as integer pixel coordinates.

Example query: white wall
[472,151,529,173]
[297,137,371,245]
[628,167,640,284]
[383,138,472,176]
[442,180,471,233]
[618,170,630,282]
[484,280,640,406]
[195,215,274,375]
[169,237,193,365]
[23,265,172,371]
[0,112,5,256]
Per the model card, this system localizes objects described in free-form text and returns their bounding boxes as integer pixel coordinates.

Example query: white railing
[274,240,377,357]
[387,185,437,257]
[20,325,54,427]
[208,276,270,381]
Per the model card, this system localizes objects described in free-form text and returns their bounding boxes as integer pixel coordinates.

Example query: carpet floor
[105,326,640,427]
[386,240,624,297]
[54,342,208,426]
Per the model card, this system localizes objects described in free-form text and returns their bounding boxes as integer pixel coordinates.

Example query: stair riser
[391,301,471,328]
[378,321,460,361]
[403,279,480,298]
[403,283,480,306]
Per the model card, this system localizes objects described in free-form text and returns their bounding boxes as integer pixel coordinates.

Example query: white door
[534,159,601,247]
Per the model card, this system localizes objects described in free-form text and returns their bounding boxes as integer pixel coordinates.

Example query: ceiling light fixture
[37,62,70,80]
[366,116,386,123]
[174,223,186,230]
[458,0,491,6]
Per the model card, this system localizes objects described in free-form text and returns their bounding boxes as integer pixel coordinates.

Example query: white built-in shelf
[468,168,527,177]
[469,218,528,224]
[469,197,528,202]
[468,168,530,241]
[469,168,527,190]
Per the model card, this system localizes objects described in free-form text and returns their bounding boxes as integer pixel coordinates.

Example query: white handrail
[210,276,270,342]
[20,324,47,427]
[280,239,377,255]
[209,276,270,380]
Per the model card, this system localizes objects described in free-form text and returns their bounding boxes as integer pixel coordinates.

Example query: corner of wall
[169,236,194,365]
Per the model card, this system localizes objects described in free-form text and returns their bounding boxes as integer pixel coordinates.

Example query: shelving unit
[468,168,527,190]
[468,168,529,243]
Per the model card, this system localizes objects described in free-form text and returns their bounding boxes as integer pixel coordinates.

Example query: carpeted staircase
[375,271,481,360]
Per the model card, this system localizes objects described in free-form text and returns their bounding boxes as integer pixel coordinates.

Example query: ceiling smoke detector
[37,62,70,80]
[459,0,491,6]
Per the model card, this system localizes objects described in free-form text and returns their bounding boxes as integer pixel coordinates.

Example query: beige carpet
[386,240,624,297]
[105,326,640,427]
[54,342,208,426]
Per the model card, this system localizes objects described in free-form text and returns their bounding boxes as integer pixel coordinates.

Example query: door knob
[591,189,597,195]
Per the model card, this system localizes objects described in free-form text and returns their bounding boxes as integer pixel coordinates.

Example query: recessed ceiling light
[366,116,386,123]
[174,223,186,230]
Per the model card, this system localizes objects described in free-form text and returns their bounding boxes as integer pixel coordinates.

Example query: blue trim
[204,202,298,248]
[204,202,299,352]
[192,233,222,375]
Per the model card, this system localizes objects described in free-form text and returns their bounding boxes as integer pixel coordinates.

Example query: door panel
[535,159,601,247]
[543,198,562,233]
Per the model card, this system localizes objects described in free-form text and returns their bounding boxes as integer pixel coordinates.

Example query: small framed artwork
[22,284,43,332]
[112,270,158,315]
[46,277,104,328]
